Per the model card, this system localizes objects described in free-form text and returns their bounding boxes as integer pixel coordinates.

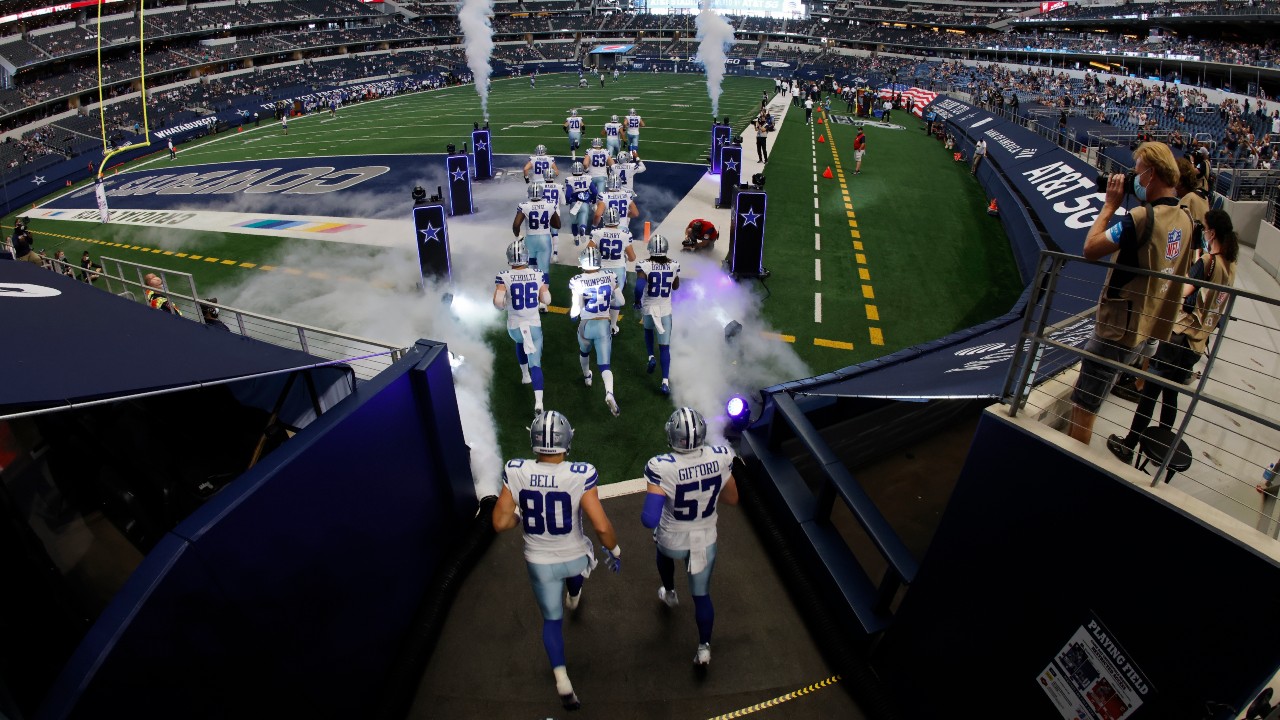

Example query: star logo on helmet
[740,208,761,227]
[420,224,442,243]
[450,168,467,182]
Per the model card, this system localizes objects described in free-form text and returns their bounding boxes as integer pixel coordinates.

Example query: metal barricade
[1001,250,1280,538]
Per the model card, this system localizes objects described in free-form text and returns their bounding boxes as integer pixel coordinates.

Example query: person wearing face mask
[1067,141,1195,446]
[1106,209,1238,463]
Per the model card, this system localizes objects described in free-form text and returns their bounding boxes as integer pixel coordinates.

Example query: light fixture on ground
[726,395,750,430]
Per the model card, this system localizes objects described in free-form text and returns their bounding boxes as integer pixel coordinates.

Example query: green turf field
[5,73,1022,484]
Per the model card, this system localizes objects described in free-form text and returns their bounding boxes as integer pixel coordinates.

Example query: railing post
[297,326,309,354]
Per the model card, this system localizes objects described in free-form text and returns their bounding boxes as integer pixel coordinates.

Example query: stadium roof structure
[0,261,353,421]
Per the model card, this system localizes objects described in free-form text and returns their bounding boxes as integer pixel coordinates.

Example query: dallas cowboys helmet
[611,114,619,122]
[605,172,622,192]
[647,233,670,257]
[629,108,636,115]
[530,410,573,454]
[578,246,602,270]
[592,138,603,149]
[506,239,529,267]
[569,108,576,116]
[603,207,620,226]
[665,407,707,453]
[528,181,545,201]
[571,161,586,176]
[535,144,547,156]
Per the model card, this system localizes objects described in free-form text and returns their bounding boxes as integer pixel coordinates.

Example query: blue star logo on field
[475,139,488,151]
[724,160,739,172]
[32,176,46,186]
[450,168,467,182]
[420,224,442,243]
[740,208,761,227]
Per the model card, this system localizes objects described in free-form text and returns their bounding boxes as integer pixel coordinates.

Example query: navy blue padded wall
[43,342,469,719]
[875,413,1280,720]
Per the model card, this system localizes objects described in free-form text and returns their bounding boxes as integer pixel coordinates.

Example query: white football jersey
[503,458,597,564]
[590,226,632,268]
[603,121,622,140]
[598,190,633,227]
[566,115,583,133]
[518,199,556,236]
[626,114,642,134]
[495,267,547,328]
[614,159,645,194]
[541,182,564,209]
[569,271,619,320]
[645,445,736,550]
[585,148,610,177]
[528,155,555,181]
[634,257,680,315]
[565,176,595,205]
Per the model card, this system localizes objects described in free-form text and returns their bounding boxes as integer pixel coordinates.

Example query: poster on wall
[1038,615,1152,720]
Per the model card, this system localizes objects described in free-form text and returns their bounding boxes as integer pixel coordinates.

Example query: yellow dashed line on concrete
[822,109,883,347]
[858,268,870,281]
[861,285,875,299]
[203,257,220,263]
[706,675,842,720]
[814,338,854,350]
[866,305,880,321]
[220,259,237,265]
[176,252,188,257]
[239,262,257,268]
[869,327,884,345]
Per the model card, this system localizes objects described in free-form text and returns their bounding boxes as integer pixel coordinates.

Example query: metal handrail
[42,256,408,380]
[1002,249,1280,537]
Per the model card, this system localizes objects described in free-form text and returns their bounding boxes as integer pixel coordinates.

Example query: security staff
[1068,141,1194,445]
[144,273,183,316]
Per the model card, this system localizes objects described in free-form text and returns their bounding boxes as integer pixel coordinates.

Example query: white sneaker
[605,392,619,417]
[658,586,679,608]
[694,643,711,666]
[565,588,582,611]
[583,371,593,387]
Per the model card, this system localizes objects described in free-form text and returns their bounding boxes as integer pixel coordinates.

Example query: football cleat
[565,587,582,611]
[605,392,620,417]
[661,380,670,396]
[646,355,656,374]
[694,643,711,666]
[560,692,581,711]
[583,371,593,387]
[658,586,679,608]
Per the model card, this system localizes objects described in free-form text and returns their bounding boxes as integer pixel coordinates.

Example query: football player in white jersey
[632,234,680,395]
[593,171,640,234]
[564,161,597,248]
[524,144,558,184]
[602,115,623,158]
[641,407,739,667]
[494,240,551,415]
[512,182,561,274]
[569,246,623,416]
[563,109,585,158]
[584,138,612,197]
[613,149,646,195]
[625,108,645,151]
[587,207,635,336]
[494,410,621,711]
[541,179,565,263]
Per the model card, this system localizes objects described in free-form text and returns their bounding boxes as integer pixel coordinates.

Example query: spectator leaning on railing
[1067,141,1196,446]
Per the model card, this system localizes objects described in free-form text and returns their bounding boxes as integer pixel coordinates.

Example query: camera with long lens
[1095,170,1137,194]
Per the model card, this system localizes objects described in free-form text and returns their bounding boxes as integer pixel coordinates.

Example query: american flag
[877,85,939,117]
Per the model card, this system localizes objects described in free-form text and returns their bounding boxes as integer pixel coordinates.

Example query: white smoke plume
[695,0,736,119]
[460,0,496,120]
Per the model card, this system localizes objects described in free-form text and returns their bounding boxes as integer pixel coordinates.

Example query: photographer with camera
[1067,142,1195,446]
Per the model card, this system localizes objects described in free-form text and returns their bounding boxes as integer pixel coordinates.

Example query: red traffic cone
[987,198,999,216]
[818,135,825,143]
[822,166,834,179]
[237,126,243,133]
[817,117,824,124]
